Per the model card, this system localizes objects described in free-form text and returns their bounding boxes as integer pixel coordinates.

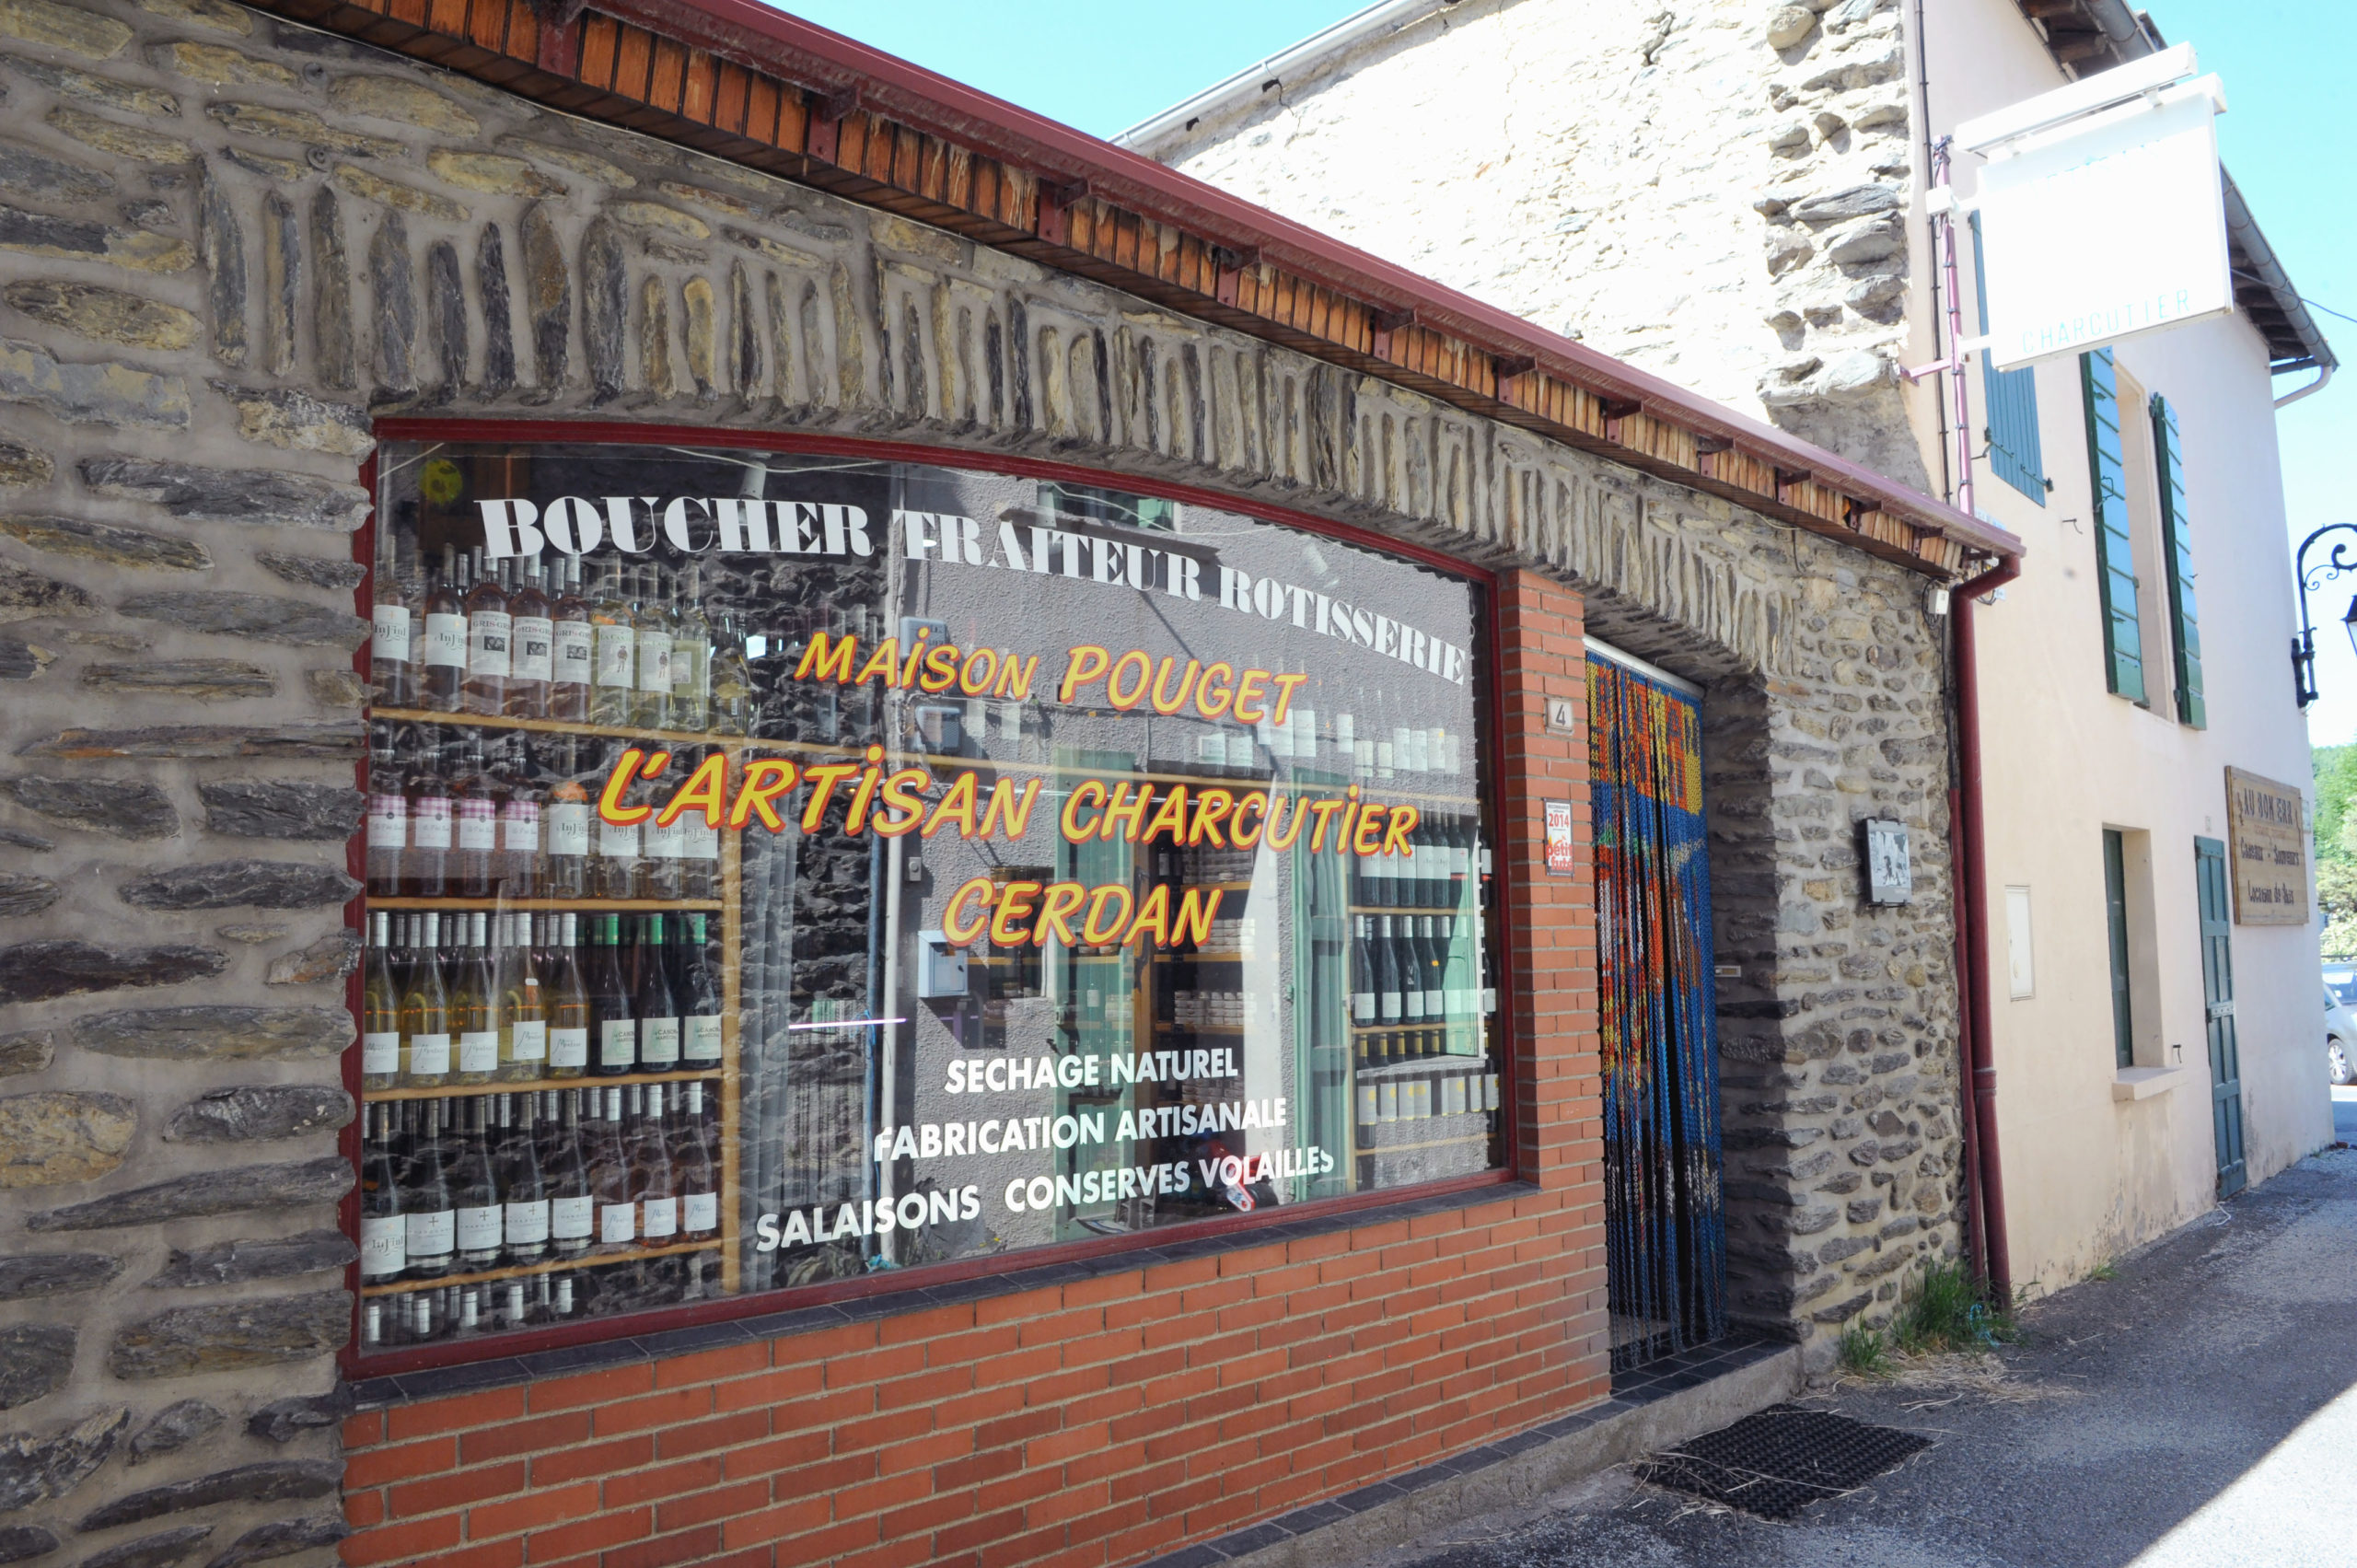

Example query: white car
[2328,982,2357,1087]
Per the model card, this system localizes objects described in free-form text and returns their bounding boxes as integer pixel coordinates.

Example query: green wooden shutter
[1969,215,2046,504]
[2080,348,2144,703]
[2149,393,2206,728]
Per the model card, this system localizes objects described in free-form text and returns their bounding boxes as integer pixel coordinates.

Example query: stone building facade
[0,0,2007,1562]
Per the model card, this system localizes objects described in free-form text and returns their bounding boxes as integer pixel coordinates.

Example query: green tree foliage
[2315,744,2357,957]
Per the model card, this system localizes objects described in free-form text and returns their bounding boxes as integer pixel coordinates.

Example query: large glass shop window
[354,440,1502,1354]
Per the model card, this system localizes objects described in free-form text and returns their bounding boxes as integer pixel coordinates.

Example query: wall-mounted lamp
[2291,523,2357,709]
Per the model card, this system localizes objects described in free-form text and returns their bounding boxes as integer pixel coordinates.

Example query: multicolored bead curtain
[1588,652,1725,1369]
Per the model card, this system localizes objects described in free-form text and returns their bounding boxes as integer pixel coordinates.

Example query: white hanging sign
[1973,71,2232,370]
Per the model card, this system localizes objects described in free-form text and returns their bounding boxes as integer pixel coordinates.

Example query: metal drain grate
[1638,1403,1933,1519]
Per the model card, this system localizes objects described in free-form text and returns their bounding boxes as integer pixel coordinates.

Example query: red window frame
[339,418,1524,1376]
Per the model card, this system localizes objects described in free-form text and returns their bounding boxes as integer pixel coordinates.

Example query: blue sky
[784,0,2356,742]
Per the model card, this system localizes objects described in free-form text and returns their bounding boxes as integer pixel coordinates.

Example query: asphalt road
[1383,1144,2357,1568]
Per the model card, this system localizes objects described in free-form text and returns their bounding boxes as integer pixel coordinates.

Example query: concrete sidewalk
[1369,1146,2357,1568]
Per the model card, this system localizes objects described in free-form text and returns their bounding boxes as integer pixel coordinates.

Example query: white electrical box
[916,930,970,999]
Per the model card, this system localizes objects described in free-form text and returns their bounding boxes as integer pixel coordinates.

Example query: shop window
[351,436,1503,1361]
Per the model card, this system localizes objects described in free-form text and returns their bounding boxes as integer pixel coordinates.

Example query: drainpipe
[1951,552,2019,1304]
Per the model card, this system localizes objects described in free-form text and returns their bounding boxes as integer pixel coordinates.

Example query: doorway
[1587,641,1725,1368]
[2193,837,2247,1197]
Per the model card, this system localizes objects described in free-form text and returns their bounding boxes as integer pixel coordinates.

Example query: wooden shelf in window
[1155,1022,1245,1034]
[369,897,723,912]
[360,1237,724,1296]
[364,1068,724,1101]
[1347,903,1467,915]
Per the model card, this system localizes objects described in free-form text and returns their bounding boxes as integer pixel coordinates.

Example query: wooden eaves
[245,0,2025,581]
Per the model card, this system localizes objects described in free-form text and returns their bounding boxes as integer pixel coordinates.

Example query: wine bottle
[496,737,541,897]
[359,1101,406,1285]
[591,1085,635,1253]
[633,563,674,731]
[370,538,416,707]
[366,724,406,898]
[546,912,589,1079]
[591,914,636,1076]
[450,1096,504,1270]
[590,560,634,726]
[496,912,547,1082]
[422,545,467,713]
[361,911,400,1092]
[462,546,511,716]
[634,1083,679,1248]
[452,732,501,900]
[401,911,452,1086]
[506,555,553,719]
[550,554,593,723]
[633,914,680,1073]
[1417,915,1446,1044]
[497,1093,551,1266]
[643,784,685,900]
[1375,913,1404,1037]
[547,1088,594,1261]
[595,742,642,900]
[670,564,712,732]
[403,728,452,899]
[1350,913,1376,1045]
[452,911,499,1086]
[680,750,720,900]
[679,913,723,1068]
[545,736,590,899]
[402,1098,457,1279]
[676,1079,717,1242]
[708,609,751,736]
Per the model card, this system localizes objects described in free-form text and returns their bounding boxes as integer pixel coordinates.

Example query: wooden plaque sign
[2223,766,2308,926]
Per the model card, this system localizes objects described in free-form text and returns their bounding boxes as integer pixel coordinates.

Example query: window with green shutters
[2104,830,2134,1070]
[2149,393,2206,728]
[1969,215,2046,504]
[2080,348,2145,703]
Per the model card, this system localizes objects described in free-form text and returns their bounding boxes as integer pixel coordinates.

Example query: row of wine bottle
[366,721,722,900]
[1351,912,1494,1037]
[372,544,753,734]
[360,909,723,1090]
[359,1084,720,1285]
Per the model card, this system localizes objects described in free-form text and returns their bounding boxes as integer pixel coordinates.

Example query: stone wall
[0,0,1964,1557]
[1138,0,1934,489]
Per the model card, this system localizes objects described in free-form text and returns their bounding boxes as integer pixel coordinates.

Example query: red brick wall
[339,570,1606,1568]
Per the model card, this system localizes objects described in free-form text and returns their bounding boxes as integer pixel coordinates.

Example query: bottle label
[548,801,589,858]
[686,820,720,861]
[637,631,673,693]
[641,1196,679,1240]
[511,615,553,682]
[411,798,453,851]
[1353,990,1375,1024]
[458,1029,499,1074]
[644,815,685,861]
[362,1031,401,1074]
[366,795,406,848]
[501,802,540,852]
[407,1032,451,1075]
[599,1202,636,1245]
[1379,990,1402,1023]
[683,1016,723,1063]
[671,645,706,699]
[467,610,512,677]
[360,1214,406,1275]
[550,1193,593,1239]
[457,802,498,853]
[599,1019,635,1069]
[405,1208,455,1256]
[457,1203,504,1253]
[598,819,639,858]
[553,620,593,685]
[424,611,468,668]
[595,623,634,688]
[510,1018,547,1063]
[548,1026,587,1069]
[683,1191,718,1232]
[505,1199,550,1246]
[1403,989,1424,1022]
[372,604,412,662]
[638,1017,679,1069]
